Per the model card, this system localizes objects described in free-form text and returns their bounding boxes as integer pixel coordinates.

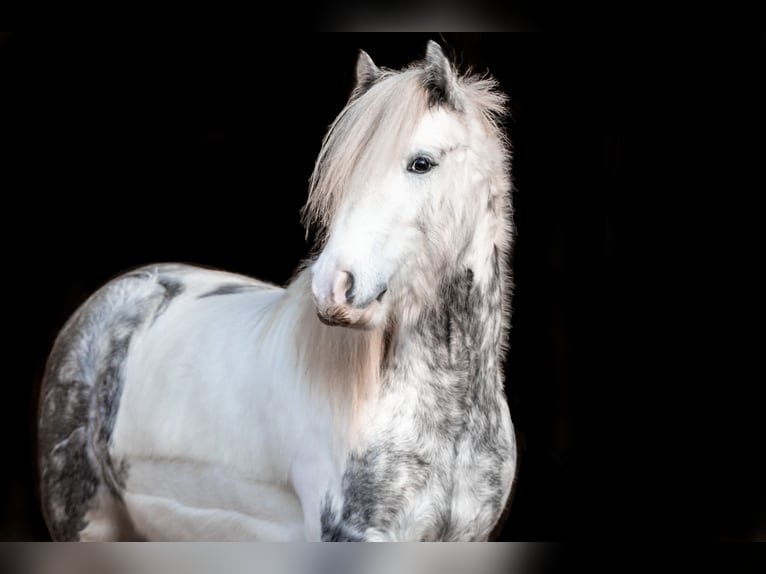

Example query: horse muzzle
[312,268,387,330]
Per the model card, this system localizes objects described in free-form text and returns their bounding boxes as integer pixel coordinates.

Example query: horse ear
[424,40,458,107]
[353,50,381,96]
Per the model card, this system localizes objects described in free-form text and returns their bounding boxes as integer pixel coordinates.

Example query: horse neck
[386,199,512,401]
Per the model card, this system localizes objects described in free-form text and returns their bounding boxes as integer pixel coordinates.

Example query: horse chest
[320,359,513,541]
[321,430,509,541]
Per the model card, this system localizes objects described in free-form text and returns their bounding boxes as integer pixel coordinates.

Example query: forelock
[301,57,510,242]
[302,69,428,239]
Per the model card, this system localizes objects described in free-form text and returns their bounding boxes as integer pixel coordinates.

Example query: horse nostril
[376,288,387,302]
[344,272,356,304]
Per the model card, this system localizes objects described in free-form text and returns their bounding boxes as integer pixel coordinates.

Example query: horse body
[95,265,313,541]
[38,41,517,541]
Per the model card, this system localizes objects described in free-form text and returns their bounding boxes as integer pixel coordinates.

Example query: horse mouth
[316,299,383,330]
[316,308,351,327]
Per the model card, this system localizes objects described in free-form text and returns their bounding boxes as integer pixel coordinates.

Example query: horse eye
[408,156,434,174]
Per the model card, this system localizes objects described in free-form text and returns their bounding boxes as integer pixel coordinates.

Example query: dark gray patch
[380,318,397,371]
[38,380,100,541]
[321,446,430,541]
[416,268,474,384]
[96,316,139,448]
[38,270,180,540]
[198,283,261,299]
[45,429,100,540]
[39,310,140,539]
[320,496,364,542]
[152,277,184,322]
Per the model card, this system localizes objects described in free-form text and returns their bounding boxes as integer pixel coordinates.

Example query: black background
[1,32,763,541]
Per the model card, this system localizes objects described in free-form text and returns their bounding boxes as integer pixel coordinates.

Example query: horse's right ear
[423,40,458,108]
[352,50,381,97]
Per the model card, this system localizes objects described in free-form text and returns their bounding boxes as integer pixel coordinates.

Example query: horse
[37,40,517,541]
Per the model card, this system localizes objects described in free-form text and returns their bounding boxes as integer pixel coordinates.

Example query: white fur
[108,268,348,540]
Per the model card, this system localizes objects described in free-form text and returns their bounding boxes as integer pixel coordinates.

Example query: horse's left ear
[352,49,382,97]
[424,40,458,107]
